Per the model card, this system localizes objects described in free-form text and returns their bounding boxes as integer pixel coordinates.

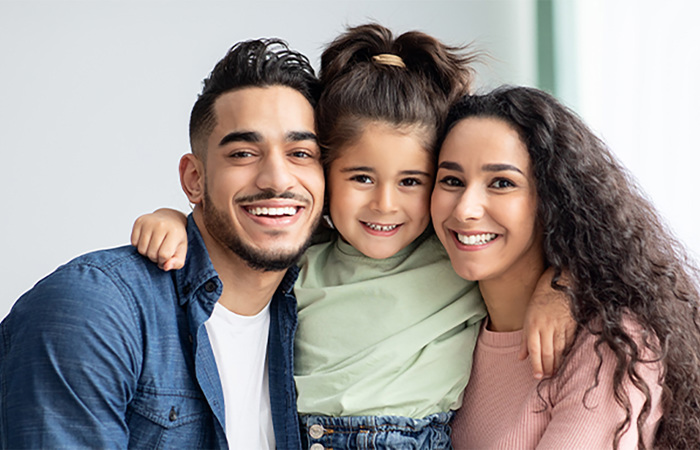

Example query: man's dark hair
[189,39,320,157]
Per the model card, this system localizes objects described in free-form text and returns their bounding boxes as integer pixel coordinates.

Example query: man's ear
[180,153,204,204]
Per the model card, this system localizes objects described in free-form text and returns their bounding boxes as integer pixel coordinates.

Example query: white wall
[1,0,538,318]
[554,0,700,264]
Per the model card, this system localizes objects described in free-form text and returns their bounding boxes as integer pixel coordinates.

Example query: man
[0,39,324,449]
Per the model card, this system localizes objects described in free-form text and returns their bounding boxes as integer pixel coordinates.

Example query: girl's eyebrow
[402,170,432,177]
[339,167,431,177]
[340,166,374,173]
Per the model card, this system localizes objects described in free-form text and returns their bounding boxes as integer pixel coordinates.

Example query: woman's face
[431,117,542,283]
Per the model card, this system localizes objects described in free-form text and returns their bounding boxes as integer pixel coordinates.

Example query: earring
[323,214,335,229]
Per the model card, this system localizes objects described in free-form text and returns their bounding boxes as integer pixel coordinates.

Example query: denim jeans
[300,411,454,449]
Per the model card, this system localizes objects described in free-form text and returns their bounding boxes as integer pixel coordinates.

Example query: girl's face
[327,121,433,259]
[431,117,542,283]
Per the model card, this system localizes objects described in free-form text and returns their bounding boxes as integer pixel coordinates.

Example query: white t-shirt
[205,301,274,449]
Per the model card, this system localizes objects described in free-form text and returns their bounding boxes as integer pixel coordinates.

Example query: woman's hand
[130,208,188,271]
[520,267,576,379]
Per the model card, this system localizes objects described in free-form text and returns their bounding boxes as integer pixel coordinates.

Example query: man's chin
[236,246,307,272]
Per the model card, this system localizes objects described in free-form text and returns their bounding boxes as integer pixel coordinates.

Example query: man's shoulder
[66,244,152,271]
[13,245,169,315]
[50,244,169,284]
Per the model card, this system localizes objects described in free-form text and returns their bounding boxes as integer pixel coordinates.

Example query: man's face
[199,86,324,271]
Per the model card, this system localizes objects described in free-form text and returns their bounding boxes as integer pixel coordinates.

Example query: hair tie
[372,54,406,68]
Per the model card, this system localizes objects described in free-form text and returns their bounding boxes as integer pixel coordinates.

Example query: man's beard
[202,188,318,272]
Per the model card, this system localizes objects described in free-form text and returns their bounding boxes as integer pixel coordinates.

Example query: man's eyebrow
[219,131,261,146]
[286,131,318,143]
[483,163,524,174]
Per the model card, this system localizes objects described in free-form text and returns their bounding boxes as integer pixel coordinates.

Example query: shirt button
[308,423,325,439]
[309,444,324,450]
[169,406,177,421]
[204,281,217,292]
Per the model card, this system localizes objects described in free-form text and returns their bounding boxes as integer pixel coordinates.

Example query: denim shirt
[0,215,301,449]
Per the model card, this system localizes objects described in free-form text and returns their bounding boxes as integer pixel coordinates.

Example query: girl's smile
[327,121,434,260]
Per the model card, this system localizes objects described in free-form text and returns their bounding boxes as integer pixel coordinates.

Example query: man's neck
[193,212,286,316]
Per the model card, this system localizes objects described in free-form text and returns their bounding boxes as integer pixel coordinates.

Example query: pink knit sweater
[451,322,663,449]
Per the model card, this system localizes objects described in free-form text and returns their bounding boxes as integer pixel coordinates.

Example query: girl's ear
[179,153,204,204]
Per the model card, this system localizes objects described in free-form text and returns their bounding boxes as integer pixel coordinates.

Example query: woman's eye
[350,174,373,184]
[438,176,463,187]
[491,178,515,189]
[399,177,422,187]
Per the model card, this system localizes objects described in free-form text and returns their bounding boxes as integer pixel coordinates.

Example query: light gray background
[2,0,697,318]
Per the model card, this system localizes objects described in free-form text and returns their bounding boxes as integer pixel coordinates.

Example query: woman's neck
[479,260,545,332]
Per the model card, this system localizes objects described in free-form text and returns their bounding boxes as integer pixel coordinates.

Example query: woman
[431,86,700,449]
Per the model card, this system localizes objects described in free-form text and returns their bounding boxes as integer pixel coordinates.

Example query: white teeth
[365,222,398,232]
[457,233,497,246]
[247,206,298,216]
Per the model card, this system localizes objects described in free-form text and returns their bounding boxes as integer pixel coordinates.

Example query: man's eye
[229,150,254,158]
[291,150,312,159]
[350,175,372,184]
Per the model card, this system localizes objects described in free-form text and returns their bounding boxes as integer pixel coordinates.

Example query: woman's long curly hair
[442,86,700,449]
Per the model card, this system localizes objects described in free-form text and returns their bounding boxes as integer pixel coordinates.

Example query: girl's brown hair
[317,23,479,167]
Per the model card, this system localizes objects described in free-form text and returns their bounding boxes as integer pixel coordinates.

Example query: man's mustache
[236,190,311,205]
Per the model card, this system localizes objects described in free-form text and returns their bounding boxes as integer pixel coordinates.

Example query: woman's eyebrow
[482,163,524,174]
[437,161,462,172]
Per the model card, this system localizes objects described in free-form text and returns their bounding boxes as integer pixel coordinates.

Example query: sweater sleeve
[537,326,663,449]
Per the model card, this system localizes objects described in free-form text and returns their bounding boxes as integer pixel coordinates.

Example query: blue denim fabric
[0,214,301,449]
[300,412,454,449]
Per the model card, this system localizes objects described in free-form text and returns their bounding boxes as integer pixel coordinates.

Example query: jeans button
[308,423,325,439]
[310,444,324,450]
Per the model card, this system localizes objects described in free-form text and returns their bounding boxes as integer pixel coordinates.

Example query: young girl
[133,25,572,447]
[431,86,700,448]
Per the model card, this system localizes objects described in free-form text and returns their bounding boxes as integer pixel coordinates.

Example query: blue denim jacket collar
[176,214,299,301]
[174,215,220,308]
[178,213,301,448]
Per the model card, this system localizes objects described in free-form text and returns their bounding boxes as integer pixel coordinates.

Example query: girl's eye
[490,178,515,189]
[350,174,373,184]
[438,175,464,187]
[399,177,422,187]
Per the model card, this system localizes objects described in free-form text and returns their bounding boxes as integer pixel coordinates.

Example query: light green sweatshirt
[294,230,486,418]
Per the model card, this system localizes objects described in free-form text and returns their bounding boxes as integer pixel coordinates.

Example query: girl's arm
[131,208,188,271]
[521,268,576,379]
